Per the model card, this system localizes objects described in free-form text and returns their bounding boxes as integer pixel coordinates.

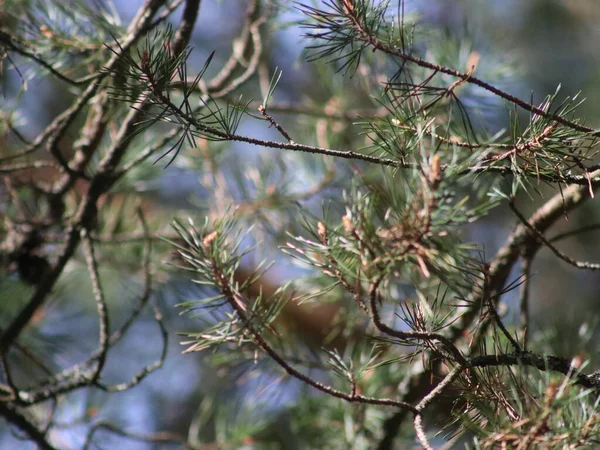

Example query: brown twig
[339,3,599,136]
[259,105,294,142]
[510,200,600,270]
[81,228,110,381]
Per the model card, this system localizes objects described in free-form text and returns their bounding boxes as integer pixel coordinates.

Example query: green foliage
[2,1,600,449]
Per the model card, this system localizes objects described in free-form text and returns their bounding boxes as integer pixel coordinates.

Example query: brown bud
[203,230,218,247]
[430,155,441,185]
[317,221,327,243]
[342,214,354,234]
[140,50,150,71]
[342,0,355,15]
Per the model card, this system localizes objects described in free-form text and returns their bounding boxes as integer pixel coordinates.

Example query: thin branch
[152,72,600,185]
[205,0,266,99]
[470,352,600,390]
[0,161,59,174]
[368,280,468,367]
[83,421,189,450]
[413,413,434,450]
[97,209,168,393]
[146,0,187,30]
[42,1,170,177]
[14,212,161,404]
[415,365,465,411]
[0,351,17,401]
[144,82,403,165]
[340,3,599,136]
[519,255,533,349]
[0,329,54,378]
[52,92,110,196]
[116,127,182,174]
[81,228,110,381]
[549,223,600,243]
[175,94,514,151]
[413,366,465,450]
[92,232,181,244]
[258,105,294,142]
[209,254,419,413]
[448,170,600,345]
[202,0,260,93]
[195,121,401,166]
[0,29,87,86]
[510,200,600,270]
[97,300,168,392]
[99,209,154,348]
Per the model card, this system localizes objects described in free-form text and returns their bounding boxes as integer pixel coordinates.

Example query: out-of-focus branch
[0,30,86,87]
[510,200,600,270]
[0,2,201,448]
[519,255,533,348]
[82,421,189,450]
[0,0,167,356]
[81,229,110,381]
[0,402,58,450]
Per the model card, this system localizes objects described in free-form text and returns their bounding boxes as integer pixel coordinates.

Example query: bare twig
[413,366,465,450]
[519,256,533,349]
[510,200,600,270]
[0,30,87,87]
[259,105,294,142]
[83,421,189,450]
[81,228,110,380]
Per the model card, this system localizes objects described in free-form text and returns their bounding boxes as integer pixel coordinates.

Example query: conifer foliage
[1,1,600,448]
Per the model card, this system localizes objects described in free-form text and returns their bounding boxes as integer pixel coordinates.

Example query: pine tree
[1,1,600,448]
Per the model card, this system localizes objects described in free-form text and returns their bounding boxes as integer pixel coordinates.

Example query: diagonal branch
[0,402,59,450]
[510,200,600,270]
[338,1,598,136]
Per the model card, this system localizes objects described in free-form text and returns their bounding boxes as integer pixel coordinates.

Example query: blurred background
[2,0,600,448]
